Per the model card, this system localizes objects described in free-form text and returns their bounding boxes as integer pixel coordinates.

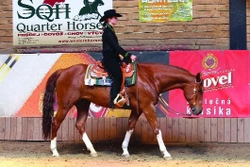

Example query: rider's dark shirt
[102,24,131,64]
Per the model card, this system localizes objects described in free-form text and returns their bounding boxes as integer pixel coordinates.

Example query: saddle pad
[85,63,137,86]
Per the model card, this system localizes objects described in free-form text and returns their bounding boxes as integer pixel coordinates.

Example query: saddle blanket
[84,63,137,86]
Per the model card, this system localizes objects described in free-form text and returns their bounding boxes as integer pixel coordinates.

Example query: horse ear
[195,73,202,83]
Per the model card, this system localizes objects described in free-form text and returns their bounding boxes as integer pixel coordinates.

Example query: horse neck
[149,64,194,93]
[163,74,193,91]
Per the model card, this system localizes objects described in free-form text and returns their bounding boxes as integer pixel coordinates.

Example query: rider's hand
[130,55,137,62]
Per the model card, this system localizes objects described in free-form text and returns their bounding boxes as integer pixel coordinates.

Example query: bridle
[158,82,202,117]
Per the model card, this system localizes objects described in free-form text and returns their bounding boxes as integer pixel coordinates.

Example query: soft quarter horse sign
[42,62,203,159]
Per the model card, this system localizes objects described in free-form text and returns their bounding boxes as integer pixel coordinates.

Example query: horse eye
[198,89,203,94]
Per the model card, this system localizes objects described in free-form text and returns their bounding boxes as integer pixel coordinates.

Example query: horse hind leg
[50,137,59,157]
[50,107,69,157]
[122,129,134,158]
[121,110,141,157]
[75,100,98,157]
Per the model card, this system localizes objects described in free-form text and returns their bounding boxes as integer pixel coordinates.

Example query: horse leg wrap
[82,132,98,157]
[50,137,59,157]
[122,129,134,157]
[156,130,172,160]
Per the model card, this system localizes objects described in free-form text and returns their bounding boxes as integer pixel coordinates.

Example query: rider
[99,9,137,108]
[83,0,91,13]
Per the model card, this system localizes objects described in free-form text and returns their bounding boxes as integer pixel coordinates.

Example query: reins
[134,60,140,114]
[158,94,192,117]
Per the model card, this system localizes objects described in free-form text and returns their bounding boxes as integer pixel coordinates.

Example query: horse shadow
[57,142,161,157]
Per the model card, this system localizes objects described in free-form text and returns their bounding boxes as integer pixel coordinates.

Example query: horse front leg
[143,104,172,160]
[121,110,141,157]
[156,130,172,160]
[75,101,98,157]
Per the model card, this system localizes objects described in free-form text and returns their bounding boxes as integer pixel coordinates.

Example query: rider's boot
[113,93,126,108]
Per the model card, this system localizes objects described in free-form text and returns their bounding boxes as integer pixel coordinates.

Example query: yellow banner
[139,0,193,22]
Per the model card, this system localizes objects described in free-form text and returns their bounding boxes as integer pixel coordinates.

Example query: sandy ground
[0,141,250,167]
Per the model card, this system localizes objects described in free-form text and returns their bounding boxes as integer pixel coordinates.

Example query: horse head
[183,72,203,115]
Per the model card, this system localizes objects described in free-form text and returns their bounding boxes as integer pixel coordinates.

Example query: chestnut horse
[42,62,203,159]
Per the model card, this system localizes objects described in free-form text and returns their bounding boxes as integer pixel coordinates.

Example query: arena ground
[1,141,250,167]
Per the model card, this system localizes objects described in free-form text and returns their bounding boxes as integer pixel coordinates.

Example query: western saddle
[90,61,135,107]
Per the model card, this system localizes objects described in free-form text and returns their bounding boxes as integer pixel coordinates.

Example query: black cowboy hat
[99,9,122,22]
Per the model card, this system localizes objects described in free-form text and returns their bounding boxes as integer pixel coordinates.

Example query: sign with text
[1,51,250,118]
[169,50,250,118]
[13,0,112,46]
[139,0,193,22]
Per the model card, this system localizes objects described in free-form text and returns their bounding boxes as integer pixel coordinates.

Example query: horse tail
[42,70,62,139]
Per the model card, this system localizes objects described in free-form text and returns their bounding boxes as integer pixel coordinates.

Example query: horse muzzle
[191,107,203,115]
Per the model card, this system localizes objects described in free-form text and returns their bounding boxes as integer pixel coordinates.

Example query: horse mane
[139,62,195,79]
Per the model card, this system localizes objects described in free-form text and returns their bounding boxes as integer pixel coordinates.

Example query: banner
[169,50,250,118]
[13,0,112,46]
[0,53,96,117]
[1,51,250,118]
[139,0,193,22]
[0,52,169,118]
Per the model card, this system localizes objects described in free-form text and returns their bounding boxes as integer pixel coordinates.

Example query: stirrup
[113,93,126,108]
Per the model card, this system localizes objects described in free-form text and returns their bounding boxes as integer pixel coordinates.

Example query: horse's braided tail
[42,70,62,139]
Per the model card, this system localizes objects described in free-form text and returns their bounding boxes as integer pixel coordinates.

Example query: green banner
[139,0,193,22]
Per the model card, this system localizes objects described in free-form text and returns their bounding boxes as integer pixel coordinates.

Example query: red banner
[169,50,250,118]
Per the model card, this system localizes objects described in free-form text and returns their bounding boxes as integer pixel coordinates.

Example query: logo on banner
[13,0,112,46]
[202,53,218,70]
[43,0,65,6]
[74,0,104,21]
[202,53,234,92]
[201,53,235,117]
[17,0,104,22]
[17,0,71,22]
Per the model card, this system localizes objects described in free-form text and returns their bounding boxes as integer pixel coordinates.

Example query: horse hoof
[164,156,172,160]
[52,154,60,157]
[90,152,98,157]
[122,153,130,158]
